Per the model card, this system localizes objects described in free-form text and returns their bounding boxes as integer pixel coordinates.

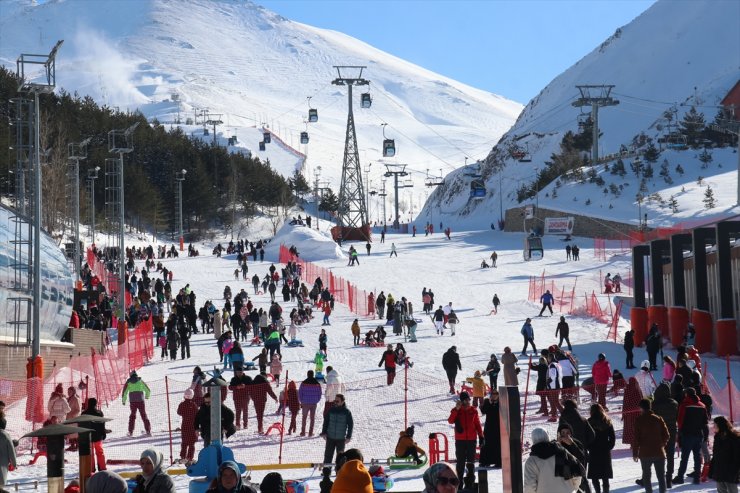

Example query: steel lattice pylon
[333,66,368,239]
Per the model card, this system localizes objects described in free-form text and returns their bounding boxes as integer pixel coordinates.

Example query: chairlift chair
[667,134,688,150]
[519,143,532,162]
[361,92,372,109]
[300,131,309,144]
[203,128,209,136]
[263,131,271,144]
[258,141,266,151]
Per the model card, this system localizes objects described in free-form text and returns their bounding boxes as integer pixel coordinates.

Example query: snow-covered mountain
[420,0,740,230]
[0,0,522,216]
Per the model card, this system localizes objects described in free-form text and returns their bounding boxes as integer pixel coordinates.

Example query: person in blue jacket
[298,370,322,436]
[538,290,554,317]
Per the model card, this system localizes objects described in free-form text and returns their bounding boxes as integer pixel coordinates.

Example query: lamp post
[314,166,321,230]
[87,167,100,244]
[176,169,187,251]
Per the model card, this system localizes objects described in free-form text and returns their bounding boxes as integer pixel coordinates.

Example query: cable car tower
[331,65,370,241]
[572,85,619,163]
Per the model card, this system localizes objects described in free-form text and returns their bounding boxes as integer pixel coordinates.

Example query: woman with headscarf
[133,448,175,493]
[206,460,256,493]
[501,347,519,386]
[86,470,128,493]
[622,376,643,445]
[422,462,460,493]
[479,389,502,468]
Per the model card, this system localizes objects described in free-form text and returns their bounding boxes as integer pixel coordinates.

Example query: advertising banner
[544,217,574,235]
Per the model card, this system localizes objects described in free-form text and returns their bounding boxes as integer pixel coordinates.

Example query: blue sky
[259,0,656,104]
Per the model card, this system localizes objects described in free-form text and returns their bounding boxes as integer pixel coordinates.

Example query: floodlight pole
[16,40,64,362]
[314,166,321,231]
[379,180,387,229]
[87,167,100,243]
[68,138,91,282]
[176,169,187,251]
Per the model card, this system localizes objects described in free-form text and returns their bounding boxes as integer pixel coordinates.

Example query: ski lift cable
[613,92,726,111]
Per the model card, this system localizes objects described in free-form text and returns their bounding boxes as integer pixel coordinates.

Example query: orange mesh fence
[279,245,373,317]
[704,358,738,423]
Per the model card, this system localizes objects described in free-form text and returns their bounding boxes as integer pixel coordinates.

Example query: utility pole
[572,85,619,163]
[364,162,372,225]
[67,137,91,282]
[383,164,410,228]
[176,169,187,251]
[314,166,322,230]
[379,180,387,230]
[332,66,369,240]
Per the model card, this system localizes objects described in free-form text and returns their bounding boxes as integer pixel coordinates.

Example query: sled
[243,361,257,371]
[387,454,428,470]
[360,340,385,348]
[372,475,395,491]
[287,339,304,347]
[315,371,325,382]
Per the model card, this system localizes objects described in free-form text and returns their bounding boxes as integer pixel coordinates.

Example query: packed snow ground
[7,220,739,491]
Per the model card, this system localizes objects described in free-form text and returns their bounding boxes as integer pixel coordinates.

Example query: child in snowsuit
[465,370,487,408]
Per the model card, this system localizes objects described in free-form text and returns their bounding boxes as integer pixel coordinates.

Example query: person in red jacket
[378,344,397,386]
[176,389,198,463]
[591,353,612,409]
[447,391,483,489]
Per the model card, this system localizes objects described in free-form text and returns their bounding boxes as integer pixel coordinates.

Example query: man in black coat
[81,397,108,473]
[194,392,236,447]
[442,346,461,394]
[651,383,678,488]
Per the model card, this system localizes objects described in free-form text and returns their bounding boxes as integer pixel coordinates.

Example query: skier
[538,290,554,316]
[555,316,572,351]
[390,242,398,257]
[520,318,537,355]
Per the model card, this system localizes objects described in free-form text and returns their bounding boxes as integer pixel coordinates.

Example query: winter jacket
[48,392,71,422]
[521,322,534,339]
[632,411,669,459]
[651,383,678,439]
[485,358,500,378]
[433,309,445,321]
[322,403,353,440]
[194,403,236,443]
[229,374,252,405]
[465,375,487,398]
[531,357,548,391]
[591,360,612,386]
[395,430,425,457]
[586,417,615,479]
[524,441,582,493]
[677,395,707,438]
[325,370,346,402]
[298,377,322,405]
[0,429,17,486]
[122,376,151,404]
[379,350,397,369]
[559,408,595,448]
[447,405,483,441]
[635,369,656,397]
[66,393,81,421]
[177,399,198,442]
[555,321,569,338]
[133,469,176,493]
[539,292,554,304]
[351,321,361,337]
[80,406,107,442]
[441,349,461,374]
[709,431,740,483]
[269,356,283,377]
[623,330,634,350]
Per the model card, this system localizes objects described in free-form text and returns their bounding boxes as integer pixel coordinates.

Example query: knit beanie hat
[332,459,372,493]
[86,470,128,493]
[422,462,457,490]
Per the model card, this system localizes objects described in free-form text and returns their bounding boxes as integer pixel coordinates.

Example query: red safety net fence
[593,238,636,262]
[703,357,738,424]
[527,271,578,314]
[279,245,375,317]
[85,248,132,307]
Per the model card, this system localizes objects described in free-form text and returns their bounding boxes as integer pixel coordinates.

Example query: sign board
[544,217,574,235]
[524,205,534,219]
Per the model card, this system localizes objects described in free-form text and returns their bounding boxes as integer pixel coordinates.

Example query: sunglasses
[437,476,460,486]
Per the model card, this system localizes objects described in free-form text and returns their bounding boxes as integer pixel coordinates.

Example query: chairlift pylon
[381,123,395,157]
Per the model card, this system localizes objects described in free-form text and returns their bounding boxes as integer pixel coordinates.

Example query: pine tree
[699,149,712,169]
[318,189,339,214]
[703,186,716,209]
[611,159,626,177]
[675,164,684,175]
[669,195,679,213]
[679,106,706,147]
[643,163,654,179]
[643,143,660,163]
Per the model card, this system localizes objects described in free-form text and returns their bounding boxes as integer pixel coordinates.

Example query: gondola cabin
[470,180,486,199]
[361,93,372,108]
[300,131,309,144]
[258,141,266,151]
[523,236,544,261]
[308,108,318,123]
[263,131,271,144]
[383,139,396,157]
